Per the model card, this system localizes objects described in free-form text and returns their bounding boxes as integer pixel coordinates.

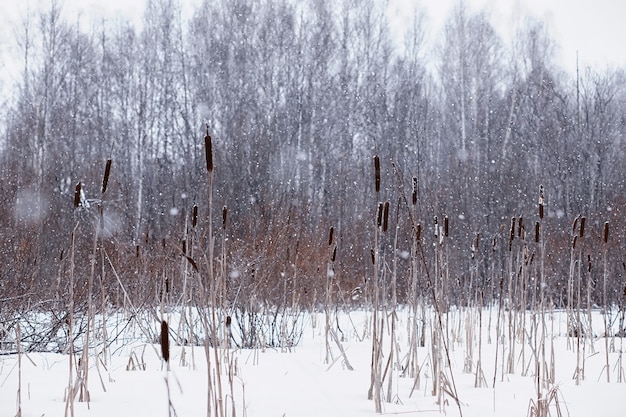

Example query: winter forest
[2,0,624,311]
[1,0,626,415]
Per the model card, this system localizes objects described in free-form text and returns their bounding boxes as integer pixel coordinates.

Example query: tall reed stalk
[368,155,383,413]
[602,221,610,382]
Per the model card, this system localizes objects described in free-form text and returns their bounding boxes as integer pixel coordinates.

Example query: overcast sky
[391,0,626,71]
[1,0,625,83]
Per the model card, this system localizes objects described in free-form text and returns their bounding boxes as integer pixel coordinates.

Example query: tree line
[0,0,625,312]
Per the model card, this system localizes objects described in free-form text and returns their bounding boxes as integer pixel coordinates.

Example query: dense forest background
[1,0,625,312]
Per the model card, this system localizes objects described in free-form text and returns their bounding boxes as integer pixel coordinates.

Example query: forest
[1,0,625,319]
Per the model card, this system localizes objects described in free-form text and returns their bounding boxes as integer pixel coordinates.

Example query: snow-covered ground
[1,307,625,417]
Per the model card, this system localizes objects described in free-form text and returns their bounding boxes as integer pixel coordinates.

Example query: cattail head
[192,204,198,228]
[205,124,213,173]
[416,223,421,243]
[370,248,375,265]
[444,215,449,237]
[518,217,524,238]
[376,202,384,227]
[538,185,544,219]
[160,320,170,363]
[373,155,380,193]
[579,216,586,238]
[535,221,540,243]
[572,235,578,250]
[331,246,337,262]
[329,226,334,246]
[572,215,580,235]
[182,239,187,255]
[471,233,479,259]
[411,176,417,205]
[102,159,112,194]
[74,182,82,208]
[222,205,228,229]
[382,201,390,233]
[603,221,609,244]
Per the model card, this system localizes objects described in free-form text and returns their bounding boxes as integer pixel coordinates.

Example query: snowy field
[1,307,625,417]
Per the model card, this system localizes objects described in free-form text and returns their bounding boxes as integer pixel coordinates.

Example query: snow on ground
[1,308,625,417]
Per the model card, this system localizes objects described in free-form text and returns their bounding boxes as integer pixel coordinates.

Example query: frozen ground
[1,308,625,417]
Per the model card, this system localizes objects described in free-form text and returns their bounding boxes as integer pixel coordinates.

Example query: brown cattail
[603,221,609,244]
[370,248,375,265]
[192,204,198,228]
[376,202,384,227]
[331,246,337,262]
[205,124,213,173]
[572,215,580,235]
[222,205,228,229]
[518,217,524,238]
[135,245,140,258]
[509,217,515,251]
[434,216,439,238]
[538,185,544,219]
[412,176,417,205]
[587,254,592,272]
[373,155,380,193]
[535,221,540,243]
[182,239,187,255]
[102,159,112,194]
[492,235,497,252]
[185,256,199,272]
[74,182,82,208]
[471,233,479,259]
[416,224,421,242]
[160,320,170,363]
[382,201,390,233]
[444,216,449,237]
[579,216,586,238]
[572,235,578,250]
[226,316,232,327]
[329,226,334,246]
